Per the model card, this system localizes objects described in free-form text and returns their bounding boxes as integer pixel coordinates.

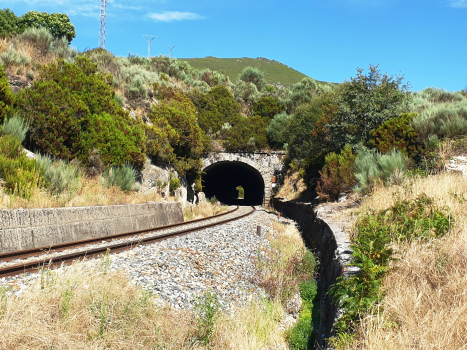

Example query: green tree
[286,77,319,113]
[0,8,23,38]
[19,11,76,43]
[147,86,208,176]
[329,65,411,149]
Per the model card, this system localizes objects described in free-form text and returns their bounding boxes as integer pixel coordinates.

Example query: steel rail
[0,206,240,263]
[0,206,256,278]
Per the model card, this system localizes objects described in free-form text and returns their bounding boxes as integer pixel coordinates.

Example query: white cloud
[147,11,204,22]
[448,0,467,8]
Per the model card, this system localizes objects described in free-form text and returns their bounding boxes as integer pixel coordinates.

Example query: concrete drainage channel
[271,198,354,349]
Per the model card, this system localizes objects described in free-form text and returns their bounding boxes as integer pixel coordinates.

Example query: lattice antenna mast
[167,45,176,58]
[142,35,157,58]
[99,0,108,49]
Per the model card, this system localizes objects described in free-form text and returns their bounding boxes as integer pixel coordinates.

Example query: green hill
[179,57,329,87]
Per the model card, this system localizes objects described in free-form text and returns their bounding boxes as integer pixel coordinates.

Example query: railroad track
[0,205,256,278]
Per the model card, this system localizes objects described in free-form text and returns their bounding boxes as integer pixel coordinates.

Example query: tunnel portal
[202,161,265,206]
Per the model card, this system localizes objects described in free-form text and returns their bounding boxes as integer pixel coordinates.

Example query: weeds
[193,290,221,345]
[329,194,453,339]
[1,114,29,142]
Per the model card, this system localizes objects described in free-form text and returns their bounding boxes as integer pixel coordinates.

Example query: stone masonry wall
[0,202,184,253]
[202,151,286,203]
[271,199,353,347]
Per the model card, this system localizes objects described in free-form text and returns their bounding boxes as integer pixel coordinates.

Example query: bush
[0,9,23,38]
[238,66,266,92]
[36,154,82,195]
[17,27,53,53]
[102,164,137,191]
[316,144,356,201]
[410,88,467,142]
[0,66,15,124]
[16,57,146,169]
[267,112,292,149]
[369,113,423,157]
[2,114,29,142]
[0,134,44,199]
[354,148,409,193]
[251,96,283,122]
[169,175,181,192]
[329,194,452,335]
[225,115,268,151]
[0,46,31,68]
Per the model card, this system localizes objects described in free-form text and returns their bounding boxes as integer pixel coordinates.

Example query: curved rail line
[0,206,256,278]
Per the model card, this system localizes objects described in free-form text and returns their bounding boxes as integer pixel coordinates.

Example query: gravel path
[1,207,296,311]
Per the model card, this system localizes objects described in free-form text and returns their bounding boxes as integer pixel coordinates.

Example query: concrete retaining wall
[271,199,353,347]
[0,202,184,253]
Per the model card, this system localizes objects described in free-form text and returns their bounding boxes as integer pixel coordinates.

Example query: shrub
[410,88,467,142]
[102,164,137,191]
[238,66,266,92]
[369,113,423,157]
[0,9,23,38]
[2,114,29,142]
[36,154,82,195]
[0,66,15,124]
[267,112,292,149]
[225,115,268,151]
[316,144,356,201]
[251,96,283,122]
[0,46,31,68]
[329,194,452,335]
[233,80,260,106]
[16,57,146,169]
[354,148,409,193]
[0,134,44,199]
[169,175,181,192]
[17,26,53,53]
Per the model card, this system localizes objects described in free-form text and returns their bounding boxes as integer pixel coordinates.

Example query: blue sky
[3,0,466,91]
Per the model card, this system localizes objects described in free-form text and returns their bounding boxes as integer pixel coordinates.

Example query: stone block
[111,217,134,235]
[94,219,114,238]
[15,208,31,227]
[72,221,96,240]
[18,227,34,250]
[32,225,60,248]
[134,214,156,230]
[29,208,56,227]
[57,224,75,244]
[106,205,131,219]
[0,228,20,252]
[0,210,16,228]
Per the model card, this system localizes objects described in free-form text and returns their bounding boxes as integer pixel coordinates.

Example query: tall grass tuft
[102,163,137,191]
[0,46,30,68]
[354,148,408,193]
[1,114,29,142]
[36,154,82,195]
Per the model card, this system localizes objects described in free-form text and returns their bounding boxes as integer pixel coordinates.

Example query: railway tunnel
[202,161,265,206]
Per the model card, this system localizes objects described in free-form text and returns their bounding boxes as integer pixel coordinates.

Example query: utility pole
[142,35,157,58]
[99,0,108,49]
[167,45,176,58]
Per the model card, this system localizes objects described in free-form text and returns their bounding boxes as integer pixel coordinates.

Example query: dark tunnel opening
[202,161,265,206]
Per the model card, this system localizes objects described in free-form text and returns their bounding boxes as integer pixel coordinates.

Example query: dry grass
[183,201,229,221]
[253,221,312,306]
[0,263,195,350]
[0,178,172,210]
[0,250,289,350]
[336,172,467,349]
[276,171,307,201]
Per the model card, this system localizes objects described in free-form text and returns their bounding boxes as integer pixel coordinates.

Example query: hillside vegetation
[179,56,333,87]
